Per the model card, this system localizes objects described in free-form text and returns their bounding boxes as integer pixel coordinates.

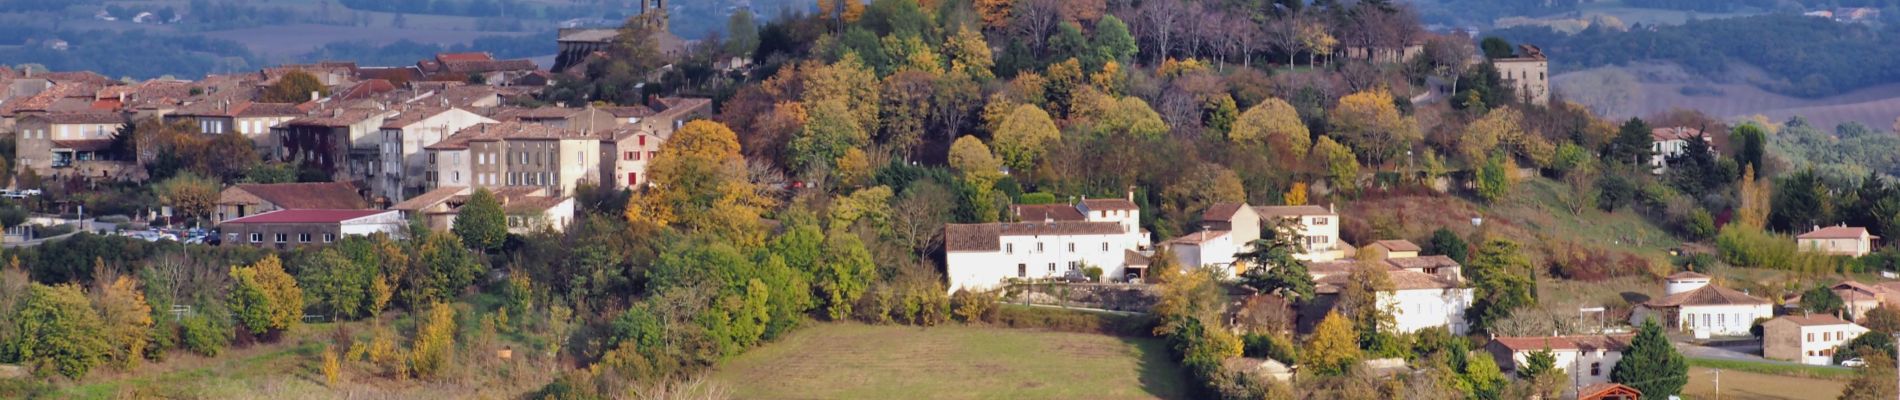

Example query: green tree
[1091,15,1138,67]
[227,255,302,336]
[1517,348,1560,379]
[262,70,328,103]
[1864,305,1900,333]
[1475,152,1514,203]
[1771,169,1835,233]
[1479,37,1514,59]
[1229,98,1311,162]
[816,227,875,320]
[1312,136,1360,193]
[725,8,759,58]
[1833,331,1894,365]
[1466,240,1535,333]
[1428,228,1469,264]
[1802,286,1846,314]
[1463,349,1507,399]
[1733,123,1768,176]
[1048,22,1089,62]
[1606,117,1652,166]
[1611,318,1689,398]
[153,172,219,224]
[1238,222,1315,303]
[453,188,507,252]
[10,283,109,379]
[299,248,369,320]
[416,231,482,304]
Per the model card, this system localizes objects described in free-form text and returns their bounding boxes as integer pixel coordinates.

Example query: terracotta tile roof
[1666,271,1711,280]
[1578,383,1641,399]
[425,122,589,150]
[493,107,581,121]
[1202,202,1246,222]
[436,52,494,63]
[222,182,367,209]
[1800,226,1876,240]
[38,111,124,124]
[1385,255,1458,270]
[1651,127,1707,141]
[390,186,468,211]
[432,85,501,107]
[1255,205,1334,218]
[176,100,305,118]
[944,221,1127,252]
[1125,250,1150,266]
[1307,260,1361,279]
[1771,314,1856,327]
[1491,334,1634,353]
[1645,284,1769,307]
[1012,204,1084,222]
[1315,266,1459,291]
[379,106,452,129]
[1166,230,1229,245]
[51,139,114,151]
[221,209,393,224]
[1372,239,1422,252]
[285,109,388,128]
[1,83,79,114]
[38,71,111,85]
[238,102,306,117]
[357,66,423,83]
[1080,198,1138,211]
[602,105,656,118]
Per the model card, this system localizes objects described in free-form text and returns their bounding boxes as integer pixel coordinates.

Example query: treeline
[335,0,612,20]
[1491,14,1900,97]
[0,29,258,80]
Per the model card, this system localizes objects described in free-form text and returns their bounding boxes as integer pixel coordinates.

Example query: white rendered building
[944,196,1147,292]
[1486,335,1634,398]
[1763,314,1869,365]
[1633,271,1774,338]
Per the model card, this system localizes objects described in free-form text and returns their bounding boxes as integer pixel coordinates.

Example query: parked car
[1843,358,1866,367]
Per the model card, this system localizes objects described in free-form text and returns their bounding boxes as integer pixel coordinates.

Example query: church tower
[637,0,668,32]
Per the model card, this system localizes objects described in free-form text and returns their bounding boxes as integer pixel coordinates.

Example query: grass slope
[711,323,1188,400]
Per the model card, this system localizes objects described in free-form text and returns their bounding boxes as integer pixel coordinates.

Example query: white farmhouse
[1165,230,1240,277]
[1649,127,1713,174]
[1763,314,1869,365]
[1485,334,1634,398]
[1631,271,1773,338]
[1254,205,1345,261]
[1318,265,1473,334]
[944,196,1148,292]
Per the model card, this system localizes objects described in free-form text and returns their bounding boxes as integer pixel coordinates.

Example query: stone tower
[638,0,668,32]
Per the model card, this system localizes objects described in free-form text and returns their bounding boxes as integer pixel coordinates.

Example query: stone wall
[1002,282,1160,312]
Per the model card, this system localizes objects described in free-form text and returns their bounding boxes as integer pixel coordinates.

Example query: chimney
[332,109,343,118]
[1126,186,1135,202]
[310,91,320,102]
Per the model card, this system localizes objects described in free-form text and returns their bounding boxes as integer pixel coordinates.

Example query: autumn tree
[94,276,153,369]
[410,303,457,379]
[1337,260,1396,339]
[1737,165,1772,230]
[1475,152,1516,203]
[416,231,482,304]
[1304,310,1361,376]
[626,120,776,246]
[228,255,302,337]
[992,104,1060,171]
[1230,98,1311,163]
[945,26,995,81]
[262,70,327,103]
[1841,352,1897,399]
[1311,136,1360,193]
[817,226,876,320]
[9,283,109,379]
[454,188,507,252]
[154,172,219,224]
[1330,89,1419,167]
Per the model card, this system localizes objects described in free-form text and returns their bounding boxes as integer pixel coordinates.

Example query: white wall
[1515,348,1622,398]
[1383,287,1474,334]
[1294,214,1343,261]
[945,230,1142,292]
[1680,304,1774,337]
[338,212,407,238]
[430,149,471,188]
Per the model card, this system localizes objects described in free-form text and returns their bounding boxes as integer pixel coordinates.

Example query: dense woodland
[7,0,1900,399]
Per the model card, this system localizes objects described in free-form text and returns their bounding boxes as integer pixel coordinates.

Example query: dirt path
[1682,367,1845,400]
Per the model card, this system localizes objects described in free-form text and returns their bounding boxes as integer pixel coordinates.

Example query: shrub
[10,284,109,379]
[1017,192,1058,204]
[320,344,342,386]
[1241,332,1300,365]
[1716,225,1836,273]
[993,305,1156,336]
[179,313,229,357]
[950,289,999,323]
[1084,266,1104,282]
[410,304,457,379]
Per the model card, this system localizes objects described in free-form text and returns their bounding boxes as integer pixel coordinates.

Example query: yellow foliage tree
[1331,89,1420,167]
[1230,98,1311,162]
[1738,165,1772,229]
[625,120,776,246]
[1303,310,1362,376]
[321,343,342,386]
[974,0,1013,29]
[95,276,153,369]
[802,55,881,134]
[992,104,1060,171]
[835,147,873,189]
[410,303,457,379]
[948,135,1003,188]
[1284,182,1309,206]
[945,26,995,81]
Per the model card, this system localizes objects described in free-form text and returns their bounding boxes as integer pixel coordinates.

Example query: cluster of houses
[0,18,711,248]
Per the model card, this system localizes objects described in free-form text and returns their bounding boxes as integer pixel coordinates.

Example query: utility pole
[1713,369,1719,400]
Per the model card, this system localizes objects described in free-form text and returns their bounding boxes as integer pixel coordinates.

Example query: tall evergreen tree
[1607,117,1652,166]
[1238,221,1315,303]
[1612,319,1689,398]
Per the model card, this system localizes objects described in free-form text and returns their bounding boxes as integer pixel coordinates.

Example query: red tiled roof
[1013,204,1084,222]
[1800,226,1876,240]
[1646,284,1769,307]
[1666,271,1711,280]
[442,59,537,74]
[1651,127,1707,141]
[436,52,494,63]
[1491,334,1634,353]
[1385,255,1459,270]
[1166,230,1229,245]
[1372,239,1422,252]
[944,221,1127,252]
[1578,383,1641,400]
[1202,202,1246,222]
[357,66,424,83]
[38,111,123,124]
[390,186,469,211]
[221,209,393,224]
[1255,205,1334,218]
[1080,198,1138,211]
[225,182,367,210]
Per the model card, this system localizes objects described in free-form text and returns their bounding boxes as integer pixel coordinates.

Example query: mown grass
[712,322,1189,400]
[1688,357,1856,380]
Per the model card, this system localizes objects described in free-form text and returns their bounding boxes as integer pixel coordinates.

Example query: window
[1102,243,1109,251]
[428,153,437,164]
[1068,243,1075,252]
[628,172,638,186]
[1313,217,1329,225]
[1686,313,1695,327]
[1047,263,1056,273]
[1590,362,1601,376]
[1808,333,1815,342]
[1006,243,1013,254]
[624,151,634,160]
[324,234,336,243]
[1718,314,1725,326]
[250,233,262,243]
[298,233,311,243]
[639,135,647,146]
[1067,261,1078,271]
[274,233,288,243]
[1703,314,1710,327]
[1018,264,1026,278]
[1037,242,1044,253]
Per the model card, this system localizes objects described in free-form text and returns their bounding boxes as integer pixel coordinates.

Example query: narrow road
[2,231,80,248]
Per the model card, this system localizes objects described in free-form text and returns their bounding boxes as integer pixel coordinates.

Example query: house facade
[1166,230,1240,277]
[1798,226,1878,257]
[1494,44,1550,105]
[1649,127,1712,174]
[13,111,126,175]
[1633,271,1774,338]
[1255,205,1345,261]
[375,107,494,201]
[429,122,601,197]
[164,101,304,150]
[943,221,1145,292]
[218,209,405,249]
[1486,335,1634,399]
[1763,314,1869,365]
[274,108,397,182]
[390,186,576,234]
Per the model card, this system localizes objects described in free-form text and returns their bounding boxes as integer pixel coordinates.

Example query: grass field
[1683,366,1848,400]
[711,323,1188,400]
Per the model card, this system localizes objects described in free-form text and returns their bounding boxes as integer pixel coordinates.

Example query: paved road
[2,231,79,248]
[1678,340,1850,370]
